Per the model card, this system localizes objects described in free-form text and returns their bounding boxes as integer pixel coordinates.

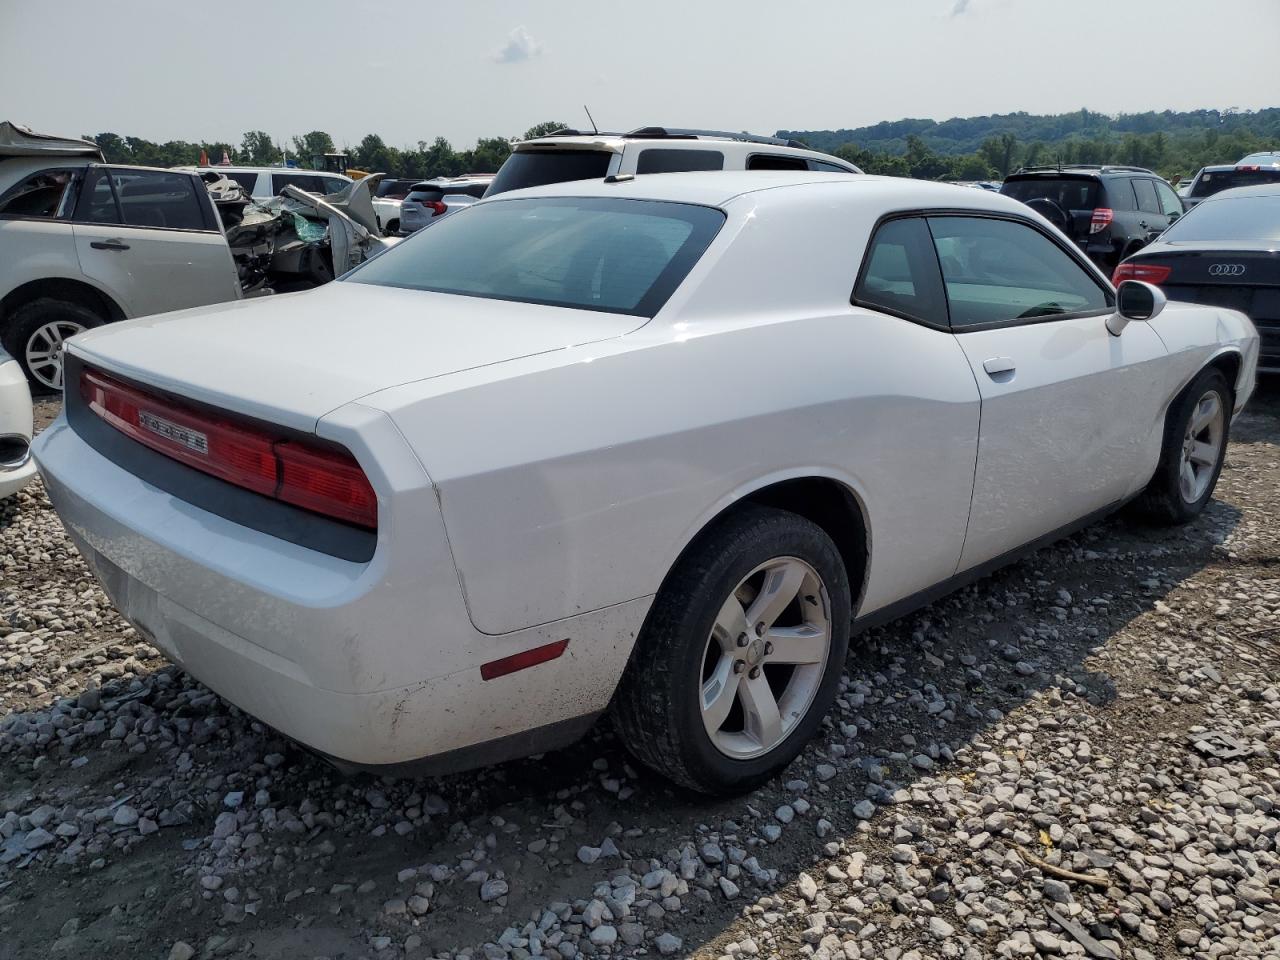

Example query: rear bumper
[33,414,650,769]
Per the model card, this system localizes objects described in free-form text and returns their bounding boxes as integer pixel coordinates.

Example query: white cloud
[493,26,543,64]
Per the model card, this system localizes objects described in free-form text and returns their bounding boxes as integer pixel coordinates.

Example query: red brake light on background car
[1112,262,1171,286]
[426,200,448,216]
[1089,208,1114,235]
[80,368,377,529]
[1236,165,1261,172]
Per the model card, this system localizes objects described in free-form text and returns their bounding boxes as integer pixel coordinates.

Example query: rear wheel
[1,298,104,393]
[1133,368,1231,524]
[613,505,851,794]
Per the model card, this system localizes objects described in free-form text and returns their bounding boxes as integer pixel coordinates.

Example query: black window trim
[851,207,1115,334]
[0,164,89,223]
[744,152,812,172]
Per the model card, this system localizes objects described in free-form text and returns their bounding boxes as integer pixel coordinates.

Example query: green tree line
[83,122,569,181]
[84,109,1278,185]
[783,107,1280,182]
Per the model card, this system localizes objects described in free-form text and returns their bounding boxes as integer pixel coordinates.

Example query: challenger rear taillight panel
[80,368,377,529]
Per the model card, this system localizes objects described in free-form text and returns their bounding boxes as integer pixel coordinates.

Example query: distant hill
[778,107,1280,157]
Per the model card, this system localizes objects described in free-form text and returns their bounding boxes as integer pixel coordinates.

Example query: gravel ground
[2,387,1278,960]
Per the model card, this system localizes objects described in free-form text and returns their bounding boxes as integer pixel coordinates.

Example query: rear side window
[747,154,808,171]
[1191,167,1280,198]
[1133,179,1161,214]
[1001,177,1100,211]
[928,216,1110,328]
[635,149,724,175]
[113,170,209,231]
[0,167,82,219]
[220,171,259,193]
[853,217,948,327]
[347,197,724,317]
[809,159,852,173]
[272,172,326,195]
[487,150,612,196]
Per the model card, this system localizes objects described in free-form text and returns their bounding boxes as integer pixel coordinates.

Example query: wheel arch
[658,473,872,618]
[0,277,126,329]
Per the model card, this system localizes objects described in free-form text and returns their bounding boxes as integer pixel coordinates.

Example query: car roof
[513,133,856,165]
[483,170,1030,214]
[191,165,351,177]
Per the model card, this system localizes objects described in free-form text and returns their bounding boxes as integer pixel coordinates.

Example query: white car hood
[67,282,643,432]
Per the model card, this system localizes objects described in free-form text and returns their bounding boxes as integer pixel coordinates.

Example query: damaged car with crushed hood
[0,122,392,391]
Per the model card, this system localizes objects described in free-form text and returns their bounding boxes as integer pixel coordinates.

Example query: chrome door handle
[982,356,1016,376]
[90,239,130,251]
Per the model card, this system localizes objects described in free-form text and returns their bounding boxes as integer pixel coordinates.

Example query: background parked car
[370,178,419,236]
[483,126,862,199]
[0,344,35,498]
[1000,164,1185,270]
[1238,151,1280,166]
[1183,162,1280,209]
[1115,182,1279,374]
[398,175,493,234]
[188,165,351,200]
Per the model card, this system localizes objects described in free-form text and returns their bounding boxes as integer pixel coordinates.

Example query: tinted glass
[809,159,852,173]
[928,216,1109,327]
[272,172,326,195]
[1191,168,1280,198]
[220,171,258,192]
[1105,179,1137,211]
[0,167,81,218]
[375,179,415,199]
[347,197,724,317]
[635,149,724,175]
[75,168,121,224]
[114,170,207,230]
[853,217,948,327]
[747,154,808,171]
[487,150,612,196]
[1001,177,1100,211]
[1154,180,1183,217]
[1160,195,1280,242]
[1133,178,1161,213]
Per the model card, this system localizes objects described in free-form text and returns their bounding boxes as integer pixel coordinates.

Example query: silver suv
[485,127,862,197]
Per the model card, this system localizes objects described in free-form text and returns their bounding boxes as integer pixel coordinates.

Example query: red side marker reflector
[481,639,570,681]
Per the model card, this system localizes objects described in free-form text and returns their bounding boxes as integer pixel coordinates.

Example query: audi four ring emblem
[1208,263,1246,277]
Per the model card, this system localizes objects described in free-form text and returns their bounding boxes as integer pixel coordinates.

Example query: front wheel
[1133,367,1231,524]
[613,505,851,794]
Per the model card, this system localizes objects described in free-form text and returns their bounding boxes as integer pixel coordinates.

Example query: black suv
[1001,165,1185,270]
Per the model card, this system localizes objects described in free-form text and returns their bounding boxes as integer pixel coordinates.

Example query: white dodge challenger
[34,172,1259,793]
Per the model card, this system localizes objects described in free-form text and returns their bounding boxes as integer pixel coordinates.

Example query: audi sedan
[1116,183,1279,373]
[34,172,1258,793]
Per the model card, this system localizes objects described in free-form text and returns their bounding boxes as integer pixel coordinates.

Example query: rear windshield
[1001,177,1100,211]
[1190,168,1280,198]
[375,179,415,199]
[486,149,612,196]
[346,197,724,317]
[1161,195,1280,243]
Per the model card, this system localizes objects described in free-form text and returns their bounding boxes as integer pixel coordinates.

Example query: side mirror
[1107,280,1167,336]
[1167,210,1181,223]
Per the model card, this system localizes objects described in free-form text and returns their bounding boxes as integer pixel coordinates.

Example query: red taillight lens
[426,200,447,216]
[81,368,377,530]
[1112,262,1171,285]
[1089,208,1114,235]
[1237,165,1260,172]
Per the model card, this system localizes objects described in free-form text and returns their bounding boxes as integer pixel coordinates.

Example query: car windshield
[1160,194,1280,243]
[346,196,724,317]
[486,149,613,196]
[1001,177,1100,211]
[1190,168,1280,198]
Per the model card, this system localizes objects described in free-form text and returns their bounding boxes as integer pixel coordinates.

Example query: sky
[2,0,1278,150]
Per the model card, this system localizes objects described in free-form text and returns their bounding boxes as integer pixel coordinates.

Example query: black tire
[1132,367,1232,525]
[613,505,852,794]
[384,218,400,237]
[1,298,104,394]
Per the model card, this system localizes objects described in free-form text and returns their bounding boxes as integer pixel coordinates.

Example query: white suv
[0,124,241,391]
[485,126,863,196]
[189,166,352,200]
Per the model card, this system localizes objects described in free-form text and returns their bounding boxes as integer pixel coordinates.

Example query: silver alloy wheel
[25,320,85,391]
[699,556,832,760]
[1179,390,1225,504]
